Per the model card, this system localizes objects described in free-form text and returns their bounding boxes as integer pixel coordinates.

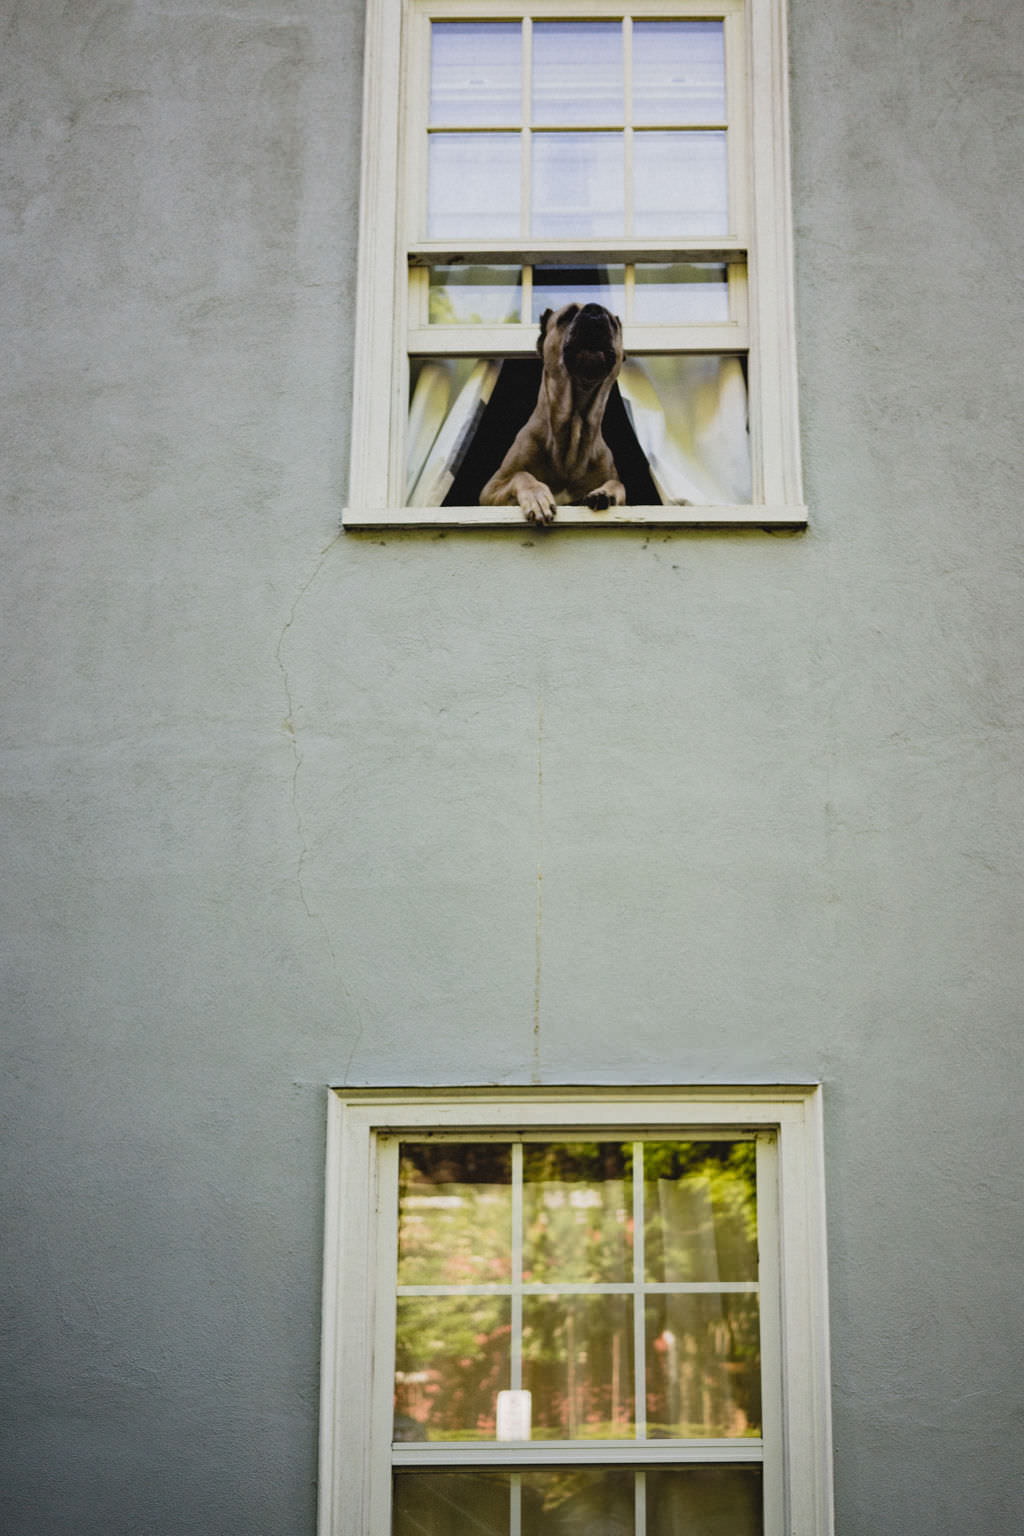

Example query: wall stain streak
[532,692,544,1082]
[275,531,344,963]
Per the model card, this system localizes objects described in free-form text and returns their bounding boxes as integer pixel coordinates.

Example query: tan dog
[480,302,626,523]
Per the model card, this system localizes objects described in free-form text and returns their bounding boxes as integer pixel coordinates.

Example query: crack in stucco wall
[532,691,543,1082]
[275,531,343,964]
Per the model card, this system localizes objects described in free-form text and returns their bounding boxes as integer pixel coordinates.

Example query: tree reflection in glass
[523,1295,634,1438]
[393,1139,760,1447]
[523,1468,634,1535]
[643,1141,757,1284]
[523,1142,632,1283]
[398,1142,512,1286]
[646,1293,761,1437]
[395,1295,510,1440]
[393,1471,511,1536]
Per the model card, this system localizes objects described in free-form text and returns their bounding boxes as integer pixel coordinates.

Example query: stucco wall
[2,1,1022,1532]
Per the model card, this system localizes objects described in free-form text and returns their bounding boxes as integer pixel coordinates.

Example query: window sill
[342,504,808,531]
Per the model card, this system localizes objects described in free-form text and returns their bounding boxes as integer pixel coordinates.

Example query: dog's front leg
[584,479,627,511]
[507,472,559,525]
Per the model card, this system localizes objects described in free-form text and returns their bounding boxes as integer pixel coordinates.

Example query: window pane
[633,131,727,236]
[646,1467,763,1536]
[428,134,521,239]
[533,22,622,126]
[429,266,522,324]
[395,1295,510,1440]
[643,1141,757,1284]
[430,22,521,126]
[633,264,729,325]
[633,22,725,125]
[617,356,751,505]
[646,1293,762,1437]
[523,1295,634,1438]
[532,266,625,324]
[393,1471,510,1536]
[398,1142,512,1285]
[522,1468,635,1535]
[523,1142,632,1283]
[532,133,624,238]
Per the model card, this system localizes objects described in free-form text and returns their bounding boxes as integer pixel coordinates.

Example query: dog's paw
[584,489,612,511]
[520,488,557,524]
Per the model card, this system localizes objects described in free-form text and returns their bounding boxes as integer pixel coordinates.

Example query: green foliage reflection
[641,1141,757,1283]
[398,1143,512,1287]
[395,1296,510,1440]
[523,1142,632,1284]
[523,1295,634,1438]
[646,1294,761,1437]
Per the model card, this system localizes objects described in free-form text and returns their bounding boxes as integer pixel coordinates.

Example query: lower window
[393,1465,763,1534]
[320,1088,833,1536]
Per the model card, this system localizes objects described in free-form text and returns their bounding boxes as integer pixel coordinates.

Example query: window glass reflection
[525,1142,635,1284]
[398,1142,512,1285]
[429,266,522,324]
[393,1471,511,1536]
[646,1466,763,1536]
[392,1466,763,1536]
[430,22,522,126]
[646,1293,762,1438]
[533,22,622,125]
[643,1142,757,1284]
[633,131,727,236]
[524,1294,634,1438]
[522,1468,634,1535]
[532,133,624,238]
[428,133,521,239]
[633,22,726,124]
[395,1295,510,1440]
[524,1143,632,1283]
[632,264,729,325]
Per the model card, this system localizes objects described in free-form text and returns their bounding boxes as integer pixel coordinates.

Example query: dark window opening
[443,358,662,506]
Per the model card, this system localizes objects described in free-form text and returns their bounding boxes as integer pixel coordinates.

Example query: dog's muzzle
[564,303,619,381]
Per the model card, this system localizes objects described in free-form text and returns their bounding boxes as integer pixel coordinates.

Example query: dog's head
[537,302,624,388]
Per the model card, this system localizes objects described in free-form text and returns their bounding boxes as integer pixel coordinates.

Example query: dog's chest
[548,418,595,486]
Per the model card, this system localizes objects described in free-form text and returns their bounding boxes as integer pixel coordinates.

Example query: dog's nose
[580,303,607,320]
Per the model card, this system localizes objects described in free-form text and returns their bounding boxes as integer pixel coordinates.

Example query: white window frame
[318,1085,833,1535]
[344,0,805,530]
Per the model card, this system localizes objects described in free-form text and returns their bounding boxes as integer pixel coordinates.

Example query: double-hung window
[345,0,804,528]
[319,1087,833,1534]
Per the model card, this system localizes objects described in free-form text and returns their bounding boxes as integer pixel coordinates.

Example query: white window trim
[345,0,805,530]
[318,1084,833,1535]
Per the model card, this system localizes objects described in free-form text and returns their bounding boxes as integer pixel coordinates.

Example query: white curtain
[618,355,751,505]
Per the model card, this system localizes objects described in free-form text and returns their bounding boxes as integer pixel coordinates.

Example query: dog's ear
[536,308,553,355]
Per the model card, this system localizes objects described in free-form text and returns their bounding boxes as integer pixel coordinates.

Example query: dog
[480,302,626,523]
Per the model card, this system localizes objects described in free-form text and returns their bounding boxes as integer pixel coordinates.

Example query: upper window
[346,0,804,529]
[319,1087,833,1535]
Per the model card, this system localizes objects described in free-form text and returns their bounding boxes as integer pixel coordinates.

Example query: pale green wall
[2,0,1022,1531]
